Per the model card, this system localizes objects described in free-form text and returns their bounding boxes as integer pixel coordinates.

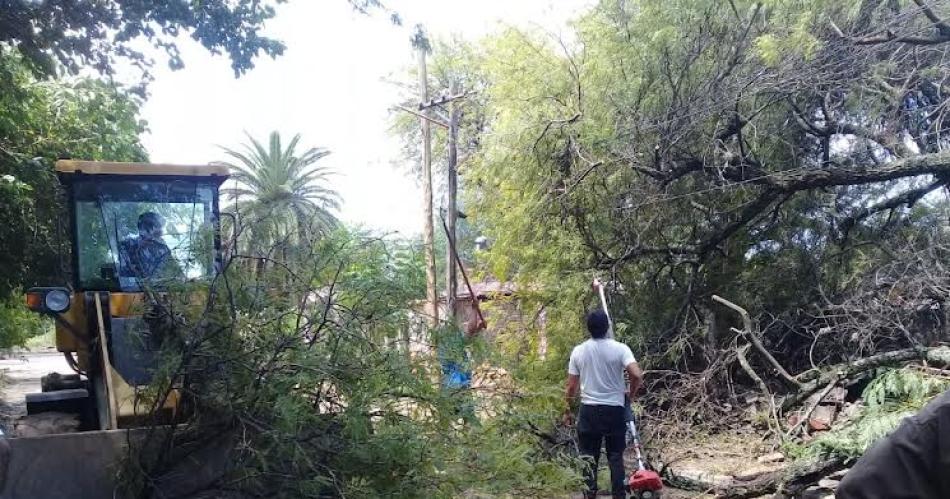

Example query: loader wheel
[636,491,661,499]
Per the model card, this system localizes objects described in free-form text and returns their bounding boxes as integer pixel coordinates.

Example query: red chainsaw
[594,278,664,499]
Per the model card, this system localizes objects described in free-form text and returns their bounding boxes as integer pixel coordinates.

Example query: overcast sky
[138,0,592,237]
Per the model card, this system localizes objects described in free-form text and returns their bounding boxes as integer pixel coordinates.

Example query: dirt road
[0,351,70,432]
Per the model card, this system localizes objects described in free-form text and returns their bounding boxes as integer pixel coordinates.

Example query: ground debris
[755,452,784,464]
[13,411,79,437]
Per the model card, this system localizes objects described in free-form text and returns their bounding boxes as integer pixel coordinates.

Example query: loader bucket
[0,429,234,499]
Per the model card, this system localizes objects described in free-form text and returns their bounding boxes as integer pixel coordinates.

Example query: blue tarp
[441,361,472,389]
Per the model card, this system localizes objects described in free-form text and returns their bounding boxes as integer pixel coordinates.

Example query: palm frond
[218,130,341,254]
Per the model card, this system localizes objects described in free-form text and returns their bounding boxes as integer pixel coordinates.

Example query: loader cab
[25,161,228,431]
[63,165,225,292]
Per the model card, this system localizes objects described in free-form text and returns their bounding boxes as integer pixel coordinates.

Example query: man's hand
[561,408,575,427]
[564,373,580,426]
[592,278,603,293]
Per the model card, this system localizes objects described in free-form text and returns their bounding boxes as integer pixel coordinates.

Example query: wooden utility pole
[414,86,470,324]
[417,46,439,327]
[445,81,460,322]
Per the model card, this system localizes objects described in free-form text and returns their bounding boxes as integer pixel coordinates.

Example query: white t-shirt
[568,338,637,406]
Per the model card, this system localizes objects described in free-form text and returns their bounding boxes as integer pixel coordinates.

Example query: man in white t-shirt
[565,310,643,499]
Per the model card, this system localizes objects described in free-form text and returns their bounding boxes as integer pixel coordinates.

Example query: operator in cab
[119,212,182,282]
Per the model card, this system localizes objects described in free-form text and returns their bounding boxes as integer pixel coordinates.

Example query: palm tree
[218,131,340,256]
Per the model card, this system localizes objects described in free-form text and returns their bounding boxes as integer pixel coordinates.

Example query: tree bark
[756,152,950,191]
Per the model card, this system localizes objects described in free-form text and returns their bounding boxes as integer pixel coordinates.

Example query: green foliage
[0,50,147,299]
[0,173,36,299]
[123,229,576,497]
[808,368,950,458]
[0,291,48,350]
[0,0,285,80]
[0,49,146,347]
[862,368,950,408]
[449,0,950,392]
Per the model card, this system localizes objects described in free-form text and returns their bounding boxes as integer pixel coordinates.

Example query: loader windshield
[72,178,219,291]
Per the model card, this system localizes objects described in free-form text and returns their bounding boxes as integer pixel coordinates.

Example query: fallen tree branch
[765,152,950,190]
[785,346,950,411]
[737,343,770,398]
[911,0,950,34]
[839,179,946,236]
[714,295,801,387]
[736,343,783,437]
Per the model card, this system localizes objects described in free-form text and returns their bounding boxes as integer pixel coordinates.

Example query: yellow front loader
[1,160,229,498]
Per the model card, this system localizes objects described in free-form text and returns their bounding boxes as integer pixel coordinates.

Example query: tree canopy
[0,0,286,80]
[0,50,147,300]
[453,0,950,380]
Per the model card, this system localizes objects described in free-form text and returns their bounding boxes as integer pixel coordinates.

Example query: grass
[24,325,55,351]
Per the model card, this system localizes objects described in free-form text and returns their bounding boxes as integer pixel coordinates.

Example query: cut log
[774,457,847,498]
[734,464,782,482]
[663,457,847,499]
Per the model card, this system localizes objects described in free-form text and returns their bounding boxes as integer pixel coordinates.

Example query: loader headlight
[26,287,71,314]
[44,289,70,313]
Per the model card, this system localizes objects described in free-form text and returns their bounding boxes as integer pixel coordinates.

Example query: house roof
[454,277,516,301]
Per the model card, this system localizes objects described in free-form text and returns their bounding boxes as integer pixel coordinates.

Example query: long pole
[594,279,614,339]
[417,46,439,328]
[440,214,485,329]
[445,81,460,323]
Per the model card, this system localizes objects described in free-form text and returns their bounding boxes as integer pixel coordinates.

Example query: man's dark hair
[138,212,164,232]
[586,310,610,338]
